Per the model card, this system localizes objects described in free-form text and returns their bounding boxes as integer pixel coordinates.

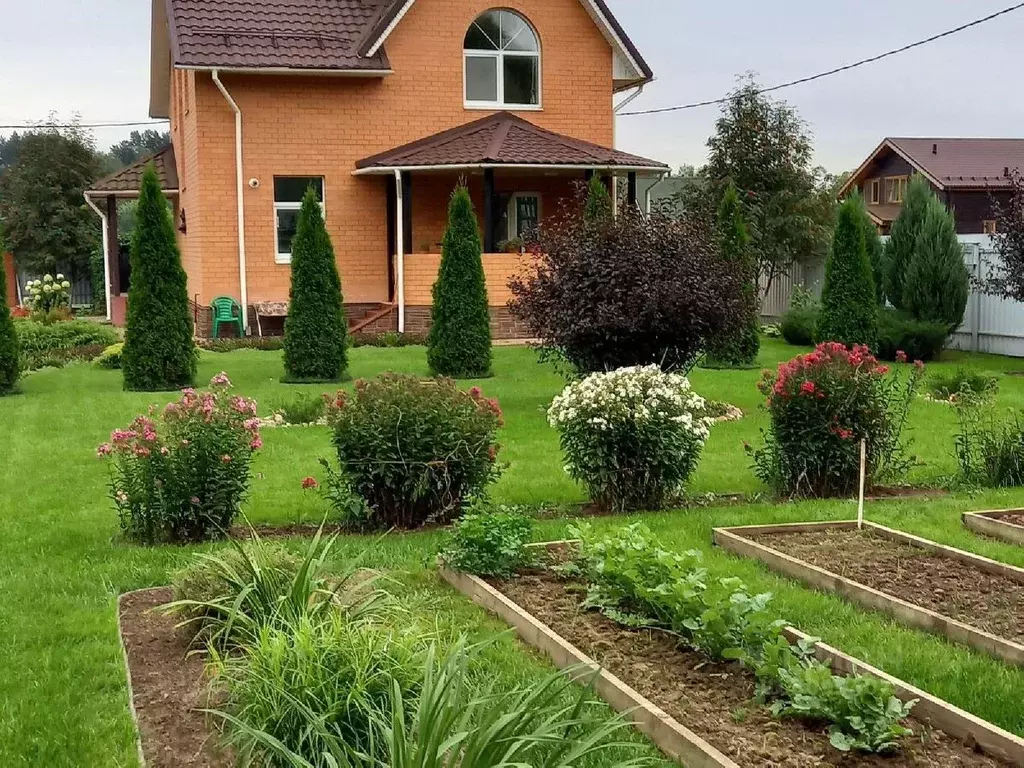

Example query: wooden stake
[857,439,867,530]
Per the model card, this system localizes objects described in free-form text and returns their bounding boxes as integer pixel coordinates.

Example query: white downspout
[212,69,249,333]
[394,169,406,333]
[84,194,113,322]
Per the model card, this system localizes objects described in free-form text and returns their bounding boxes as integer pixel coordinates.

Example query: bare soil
[984,512,1024,530]
[493,571,1003,767]
[754,529,1024,643]
[119,588,232,768]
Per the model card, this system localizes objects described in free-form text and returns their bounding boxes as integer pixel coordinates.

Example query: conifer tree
[903,198,969,330]
[122,165,196,391]
[583,175,612,223]
[427,184,492,378]
[884,174,931,310]
[0,259,19,395]
[818,196,877,348]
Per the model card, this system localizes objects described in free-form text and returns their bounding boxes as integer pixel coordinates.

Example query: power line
[619,2,1024,117]
[0,119,168,130]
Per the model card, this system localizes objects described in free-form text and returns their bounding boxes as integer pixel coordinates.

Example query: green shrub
[861,208,885,305]
[704,183,759,368]
[818,195,877,348]
[90,247,106,315]
[754,343,923,497]
[351,330,427,348]
[903,198,969,329]
[99,372,262,544]
[927,368,997,402]
[270,392,326,425]
[0,265,19,394]
[955,400,1024,487]
[583,173,612,222]
[199,336,284,353]
[875,308,949,362]
[122,165,197,391]
[15,318,118,354]
[427,184,492,378]
[779,306,818,346]
[884,175,932,310]
[789,284,818,310]
[94,343,124,370]
[22,343,107,371]
[325,375,503,528]
[439,505,535,577]
[548,366,713,512]
[283,187,348,382]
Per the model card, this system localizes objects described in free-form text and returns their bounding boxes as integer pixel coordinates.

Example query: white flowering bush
[548,365,713,512]
[24,274,72,315]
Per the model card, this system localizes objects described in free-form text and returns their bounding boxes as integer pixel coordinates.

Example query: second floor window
[884,176,908,204]
[464,9,540,109]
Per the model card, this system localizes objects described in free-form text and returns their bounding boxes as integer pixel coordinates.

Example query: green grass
[3,339,1024,765]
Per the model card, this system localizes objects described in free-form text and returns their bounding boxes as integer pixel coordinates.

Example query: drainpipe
[212,69,249,333]
[84,194,113,322]
[394,169,406,333]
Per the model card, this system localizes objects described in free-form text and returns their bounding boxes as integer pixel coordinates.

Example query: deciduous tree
[986,170,1024,303]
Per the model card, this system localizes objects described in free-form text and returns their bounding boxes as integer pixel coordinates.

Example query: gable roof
[354,111,668,173]
[360,0,653,90]
[840,137,1024,196]
[85,146,180,196]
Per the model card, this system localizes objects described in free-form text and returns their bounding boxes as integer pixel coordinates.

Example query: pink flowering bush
[323,374,503,529]
[98,372,262,543]
[752,343,923,498]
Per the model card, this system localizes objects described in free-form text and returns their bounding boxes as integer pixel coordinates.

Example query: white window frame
[463,11,541,111]
[274,177,325,265]
[507,192,542,241]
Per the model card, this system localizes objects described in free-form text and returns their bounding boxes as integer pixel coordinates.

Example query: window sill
[275,256,292,266]
[464,103,542,112]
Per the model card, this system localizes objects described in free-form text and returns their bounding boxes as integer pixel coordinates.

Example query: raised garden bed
[963,509,1024,547]
[441,548,1024,767]
[714,521,1024,668]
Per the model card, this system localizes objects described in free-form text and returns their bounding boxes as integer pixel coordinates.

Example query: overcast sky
[2,0,1023,173]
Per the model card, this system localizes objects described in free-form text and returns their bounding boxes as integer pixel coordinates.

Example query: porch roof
[353,112,669,175]
[85,145,180,197]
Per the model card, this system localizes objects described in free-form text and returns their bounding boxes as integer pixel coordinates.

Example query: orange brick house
[85,0,668,337]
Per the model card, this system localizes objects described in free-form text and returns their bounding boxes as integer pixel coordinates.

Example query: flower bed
[963,510,1024,546]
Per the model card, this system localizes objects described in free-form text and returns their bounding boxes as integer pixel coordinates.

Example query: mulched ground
[984,512,1024,530]
[754,529,1024,643]
[118,588,232,768]
[493,571,1003,768]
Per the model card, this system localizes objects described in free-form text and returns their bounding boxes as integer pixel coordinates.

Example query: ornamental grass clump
[548,366,713,512]
[98,372,263,543]
[325,374,503,528]
[753,343,924,498]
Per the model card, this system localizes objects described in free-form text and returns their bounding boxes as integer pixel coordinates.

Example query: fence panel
[950,237,1024,358]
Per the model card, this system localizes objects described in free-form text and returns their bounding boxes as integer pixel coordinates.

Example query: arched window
[464,9,540,108]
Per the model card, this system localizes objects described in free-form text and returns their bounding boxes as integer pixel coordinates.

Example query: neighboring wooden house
[839,138,1024,235]
[84,0,667,338]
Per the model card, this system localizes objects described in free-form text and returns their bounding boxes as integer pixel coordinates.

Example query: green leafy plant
[270,393,327,425]
[955,397,1024,487]
[875,308,949,362]
[439,505,535,577]
[199,336,285,353]
[817,194,877,348]
[779,306,818,347]
[23,274,71,316]
[94,342,124,370]
[0,263,20,394]
[324,375,503,528]
[15,318,118,355]
[753,343,924,498]
[98,372,262,543]
[21,343,107,371]
[349,331,427,348]
[283,186,348,382]
[548,366,713,512]
[927,368,997,402]
[427,184,492,378]
[90,247,106,315]
[122,165,197,391]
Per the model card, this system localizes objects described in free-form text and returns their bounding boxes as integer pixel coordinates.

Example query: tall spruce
[283,187,348,382]
[852,190,886,304]
[121,165,196,391]
[704,183,759,366]
[583,175,612,223]
[427,184,492,378]
[884,174,931,310]
[903,197,969,330]
[818,196,877,348]
[0,260,19,395]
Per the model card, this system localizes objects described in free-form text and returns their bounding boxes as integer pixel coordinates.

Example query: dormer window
[464,10,540,109]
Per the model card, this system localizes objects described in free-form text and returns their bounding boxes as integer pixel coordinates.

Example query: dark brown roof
[355,112,668,171]
[165,0,392,71]
[865,203,901,224]
[888,138,1024,189]
[87,146,179,195]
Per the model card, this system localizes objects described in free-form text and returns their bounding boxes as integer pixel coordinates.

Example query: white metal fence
[760,260,824,319]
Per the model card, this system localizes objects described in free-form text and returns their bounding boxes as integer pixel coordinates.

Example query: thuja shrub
[753,343,924,498]
[98,372,263,543]
[509,205,743,374]
[326,374,503,528]
[548,366,713,512]
[0,264,19,395]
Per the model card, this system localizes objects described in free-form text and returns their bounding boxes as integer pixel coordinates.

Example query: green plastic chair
[211,296,244,338]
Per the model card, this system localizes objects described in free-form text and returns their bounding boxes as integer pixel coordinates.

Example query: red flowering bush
[324,374,503,528]
[98,372,262,543]
[752,343,923,497]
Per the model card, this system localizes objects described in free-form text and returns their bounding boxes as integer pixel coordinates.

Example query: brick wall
[167,0,615,312]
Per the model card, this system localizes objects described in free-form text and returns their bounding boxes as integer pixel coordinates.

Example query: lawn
[3,338,1024,765]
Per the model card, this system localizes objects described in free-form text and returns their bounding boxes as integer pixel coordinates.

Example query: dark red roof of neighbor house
[888,138,1024,189]
[87,146,179,195]
[164,0,393,71]
[355,112,669,172]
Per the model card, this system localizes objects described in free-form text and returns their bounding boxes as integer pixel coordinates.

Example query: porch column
[395,170,407,333]
[401,171,413,256]
[627,172,638,209]
[106,195,120,296]
[483,168,495,252]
